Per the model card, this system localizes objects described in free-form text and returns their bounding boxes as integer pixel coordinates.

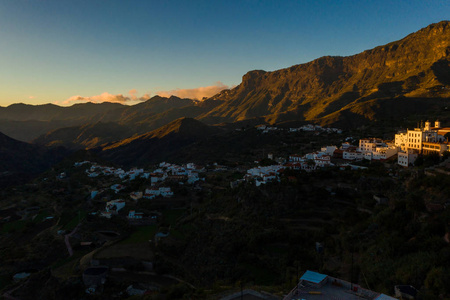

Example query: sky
[0,0,448,107]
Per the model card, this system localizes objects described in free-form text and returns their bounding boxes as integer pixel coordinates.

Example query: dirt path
[65,223,81,256]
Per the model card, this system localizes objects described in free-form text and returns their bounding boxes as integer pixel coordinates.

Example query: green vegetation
[61,210,87,231]
[0,274,11,291]
[51,248,91,271]
[162,209,185,226]
[1,220,27,234]
[120,225,157,244]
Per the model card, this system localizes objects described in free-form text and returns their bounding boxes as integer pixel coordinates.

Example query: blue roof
[375,294,397,300]
[300,270,328,284]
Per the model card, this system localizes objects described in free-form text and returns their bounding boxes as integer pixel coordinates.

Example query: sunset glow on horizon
[0,0,448,107]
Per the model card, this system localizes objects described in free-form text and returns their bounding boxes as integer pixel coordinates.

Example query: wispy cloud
[157,82,231,100]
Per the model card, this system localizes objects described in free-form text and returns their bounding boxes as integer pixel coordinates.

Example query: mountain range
[0,21,449,169]
[198,21,450,126]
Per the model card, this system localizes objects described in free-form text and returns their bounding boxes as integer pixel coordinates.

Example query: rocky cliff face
[200,21,450,125]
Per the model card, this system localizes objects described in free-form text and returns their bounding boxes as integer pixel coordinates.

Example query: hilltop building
[395,120,449,167]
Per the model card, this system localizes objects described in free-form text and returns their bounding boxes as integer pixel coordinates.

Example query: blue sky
[0,0,448,106]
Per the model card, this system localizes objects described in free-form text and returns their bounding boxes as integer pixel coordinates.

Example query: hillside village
[1,119,450,299]
[241,121,450,187]
[0,11,450,300]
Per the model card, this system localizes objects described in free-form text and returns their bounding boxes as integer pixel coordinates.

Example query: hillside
[199,21,450,125]
[33,122,133,149]
[99,117,222,166]
[0,131,68,175]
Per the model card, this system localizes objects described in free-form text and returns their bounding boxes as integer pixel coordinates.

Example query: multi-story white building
[395,120,449,167]
[395,132,408,151]
[359,138,384,152]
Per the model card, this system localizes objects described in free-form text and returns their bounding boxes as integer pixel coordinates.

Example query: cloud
[129,89,138,100]
[156,82,231,100]
[61,92,131,105]
[58,91,152,106]
[139,93,152,101]
[28,96,35,99]
[129,89,152,101]
[54,83,230,106]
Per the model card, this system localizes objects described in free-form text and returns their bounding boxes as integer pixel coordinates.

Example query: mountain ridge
[199,20,450,125]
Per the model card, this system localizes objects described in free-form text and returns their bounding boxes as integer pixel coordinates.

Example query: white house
[343,150,363,161]
[114,168,126,177]
[257,125,267,130]
[106,199,126,213]
[128,210,144,219]
[144,187,173,198]
[187,173,200,184]
[284,162,302,170]
[314,155,332,167]
[398,150,418,167]
[150,173,166,185]
[130,191,143,201]
[159,187,174,197]
[128,168,144,180]
[320,146,337,156]
[100,211,112,219]
[144,188,160,199]
[289,154,304,162]
[372,146,398,160]
[74,161,90,167]
[111,184,126,193]
[395,132,408,151]
[359,138,385,152]
[361,144,398,161]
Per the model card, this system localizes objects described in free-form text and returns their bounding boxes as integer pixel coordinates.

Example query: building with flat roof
[284,270,397,300]
[395,120,449,167]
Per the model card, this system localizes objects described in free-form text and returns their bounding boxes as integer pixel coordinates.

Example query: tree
[424,267,447,296]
